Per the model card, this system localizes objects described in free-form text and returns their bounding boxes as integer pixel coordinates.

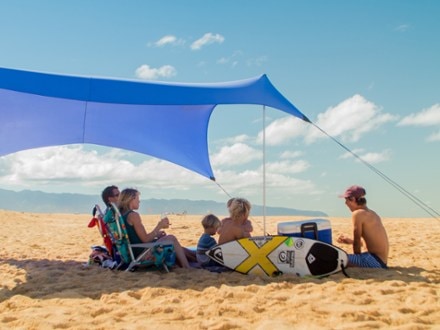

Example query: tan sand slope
[0,210,439,329]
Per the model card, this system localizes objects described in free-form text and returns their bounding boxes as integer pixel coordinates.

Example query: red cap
[339,185,366,199]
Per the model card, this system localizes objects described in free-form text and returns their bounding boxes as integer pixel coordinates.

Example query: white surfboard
[206,235,348,277]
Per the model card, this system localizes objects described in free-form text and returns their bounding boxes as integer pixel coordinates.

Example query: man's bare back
[351,208,389,263]
[338,185,389,267]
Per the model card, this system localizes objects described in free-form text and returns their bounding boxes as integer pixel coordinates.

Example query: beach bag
[88,245,117,269]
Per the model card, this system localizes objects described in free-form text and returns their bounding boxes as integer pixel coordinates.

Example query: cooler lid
[277,219,331,232]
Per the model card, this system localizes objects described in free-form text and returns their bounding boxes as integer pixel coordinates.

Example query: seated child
[218,197,253,237]
[218,197,253,244]
[196,214,221,267]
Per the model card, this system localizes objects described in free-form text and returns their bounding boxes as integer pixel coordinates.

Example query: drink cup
[160,212,171,228]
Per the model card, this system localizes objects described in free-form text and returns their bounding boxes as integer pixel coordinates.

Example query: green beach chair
[103,203,175,272]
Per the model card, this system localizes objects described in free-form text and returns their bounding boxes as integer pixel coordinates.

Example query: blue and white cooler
[277,219,332,244]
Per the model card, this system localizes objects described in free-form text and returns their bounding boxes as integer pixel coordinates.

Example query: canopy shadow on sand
[0,258,434,302]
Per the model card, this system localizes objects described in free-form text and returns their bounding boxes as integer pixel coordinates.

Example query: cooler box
[277,219,332,244]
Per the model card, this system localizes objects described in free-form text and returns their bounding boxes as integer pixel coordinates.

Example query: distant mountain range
[0,188,327,217]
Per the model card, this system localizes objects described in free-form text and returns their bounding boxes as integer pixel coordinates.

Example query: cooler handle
[301,222,318,240]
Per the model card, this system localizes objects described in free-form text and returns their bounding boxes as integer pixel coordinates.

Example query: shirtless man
[218,198,252,244]
[337,185,389,268]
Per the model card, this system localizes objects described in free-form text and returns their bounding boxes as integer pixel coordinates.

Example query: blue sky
[0,1,439,217]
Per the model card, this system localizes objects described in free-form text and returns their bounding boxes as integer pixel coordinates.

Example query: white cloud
[152,35,185,47]
[427,130,440,142]
[340,148,391,164]
[358,150,391,164]
[191,33,225,50]
[256,116,307,146]
[397,104,440,127]
[211,143,260,167]
[0,146,206,191]
[232,134,251,143]
[398,104,440,142]
[246,56,268,67]
[214,168,318,199]
[259,172,321,201]
[212,134,252,148]
[264,159,310,174]
[130,158,206,190]
[217,50,243,67]
[217,53,267,68]
[214,168,260,191]
[256,95,396,147]
[339,148,364,159]
[0,145,320,208]
[135,64,177,80]
[280,150,303,159]
[305,94,397,143]
[394,24,410,32]
[1,146,128,184]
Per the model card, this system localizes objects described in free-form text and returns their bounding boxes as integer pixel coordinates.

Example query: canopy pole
[263,105,267,236]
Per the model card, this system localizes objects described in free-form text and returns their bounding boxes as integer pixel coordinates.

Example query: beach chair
[103,203,176,272]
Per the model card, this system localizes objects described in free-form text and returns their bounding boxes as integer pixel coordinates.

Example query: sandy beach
[0,209,439,329]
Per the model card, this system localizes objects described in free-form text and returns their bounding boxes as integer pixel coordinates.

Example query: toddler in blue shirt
[196,214,221,267]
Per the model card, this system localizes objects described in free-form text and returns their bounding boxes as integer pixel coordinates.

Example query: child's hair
[229,198,251,220]
[201,214,221,229]
[226,198,234,209]
[118,188,139,215]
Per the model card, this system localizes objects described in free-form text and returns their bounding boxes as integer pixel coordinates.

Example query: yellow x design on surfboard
[206,236,348,277]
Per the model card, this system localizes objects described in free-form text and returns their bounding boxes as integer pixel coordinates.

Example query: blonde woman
[118,188,192,268]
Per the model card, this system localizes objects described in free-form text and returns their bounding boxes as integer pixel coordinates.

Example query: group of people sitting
[101,186,254,269]
[101,184,390,271]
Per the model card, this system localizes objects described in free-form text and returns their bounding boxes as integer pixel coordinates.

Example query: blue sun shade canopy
[0,67,308,180]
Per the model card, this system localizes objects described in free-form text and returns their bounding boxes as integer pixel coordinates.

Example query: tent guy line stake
[310,122,440,221]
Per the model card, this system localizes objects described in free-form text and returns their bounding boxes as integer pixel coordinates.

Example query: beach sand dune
[0,210,438,329]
